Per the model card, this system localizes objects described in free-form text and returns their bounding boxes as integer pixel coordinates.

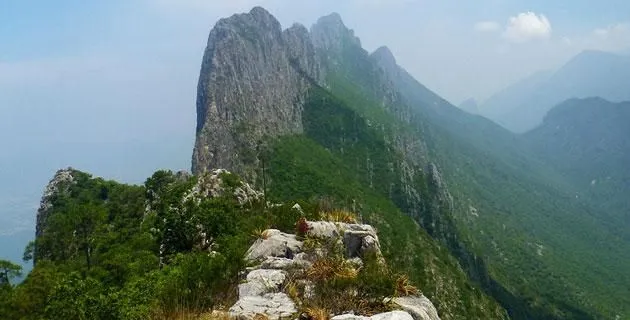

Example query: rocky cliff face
[192,7,322,179]
[34,168,77,264]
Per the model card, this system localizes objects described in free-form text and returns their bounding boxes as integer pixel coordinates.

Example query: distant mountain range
[480,50,630,133]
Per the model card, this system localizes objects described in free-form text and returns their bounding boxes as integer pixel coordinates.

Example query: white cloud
[592,23,630,39]
[503,12,552,43]
[586,23,630,51]
[474,21,501,33]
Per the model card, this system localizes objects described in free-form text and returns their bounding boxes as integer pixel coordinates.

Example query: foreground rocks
[229,218,441,320]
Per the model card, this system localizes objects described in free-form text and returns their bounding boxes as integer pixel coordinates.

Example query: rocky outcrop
[192,7,323,179]
[182,168,263,206]
[230,293,297,320]
[310,13,362,60]
[34,168,78,264]
[245,229,303,261]
[229,221,440,320]
[391,296,441,320]
[305,221,383,261]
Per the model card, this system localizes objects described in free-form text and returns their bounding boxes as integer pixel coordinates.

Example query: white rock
[259,254,312,270]
[306,221,343,239]
[238,269,287,297]
[332,314,370,320]
[229,293,297,320]
[392,296,441,320]
[246,229,303,261]
[291,203,304,215]
[344,229,380,259]
[370,311,414,320]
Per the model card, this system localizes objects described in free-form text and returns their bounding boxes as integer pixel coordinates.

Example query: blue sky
[0,0,629,264]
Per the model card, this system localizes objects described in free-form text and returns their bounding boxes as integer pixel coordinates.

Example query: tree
[256,139,270,201]
[23,240,35,262]
[0,259,22,286]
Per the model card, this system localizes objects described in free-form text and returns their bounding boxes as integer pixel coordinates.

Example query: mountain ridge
[480,50,630,132]
[192,7,628,319]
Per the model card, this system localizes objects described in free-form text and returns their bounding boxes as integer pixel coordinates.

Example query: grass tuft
[394,274,419,297]
[305,307,330,320]
[319,210,358,224]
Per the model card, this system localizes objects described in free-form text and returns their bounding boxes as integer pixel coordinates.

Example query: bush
[156,252,232,314]
[45,272,112,320]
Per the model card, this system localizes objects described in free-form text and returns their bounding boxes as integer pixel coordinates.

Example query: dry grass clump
[394,274,419,297]
[306,258,359,282]
[199,311,233,320]
[169,309,232,320]
[304,307,331,320]
[252,313,270,320]
[318,210,358,224]
[251,228,272,240]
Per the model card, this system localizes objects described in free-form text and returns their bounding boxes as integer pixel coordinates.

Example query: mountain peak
[315,12,345,29]
[311,12,361,51]
[214,6,281,35]
[193,6,321,177]
[372,46,397,65]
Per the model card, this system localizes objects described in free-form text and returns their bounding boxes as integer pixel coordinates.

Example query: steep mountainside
[457,98,479,114]
[480,50,630,132]
[369,44,630,320]
[525,98,630,238]
[193,8,507,320]
[191,7,629,320]
[192,7,323,179]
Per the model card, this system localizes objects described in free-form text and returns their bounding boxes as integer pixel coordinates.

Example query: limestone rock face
[245,229,303,262]
[229,293,297,320]
[238,269,287,297]
[332,311,415,320]
[192,7,322,180]
[311,13,362,58]
[370,311,415,320]
[305,221,383,260]
[181,168,262,205]
[392,296,441,320]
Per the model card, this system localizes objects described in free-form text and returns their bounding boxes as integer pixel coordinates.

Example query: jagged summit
[314,12,345,30]
[192,7,322,178]
[371,46,399,77]
[311,12,362,53]
[372,46,397,65]
[211,6,282,38]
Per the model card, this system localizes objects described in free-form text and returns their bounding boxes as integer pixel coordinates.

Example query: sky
[1,0,629,264]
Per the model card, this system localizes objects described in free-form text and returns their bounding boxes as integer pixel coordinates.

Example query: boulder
[306,221,343,239]
[343,227,381,259]
[333,311,413,320]
[238,269,287,297]
[229,293,297,320]
[246,229,303,261]
[370,311,414,320]
[391,296,441,320]
[259,253,312,270]
[332,315,370,320]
